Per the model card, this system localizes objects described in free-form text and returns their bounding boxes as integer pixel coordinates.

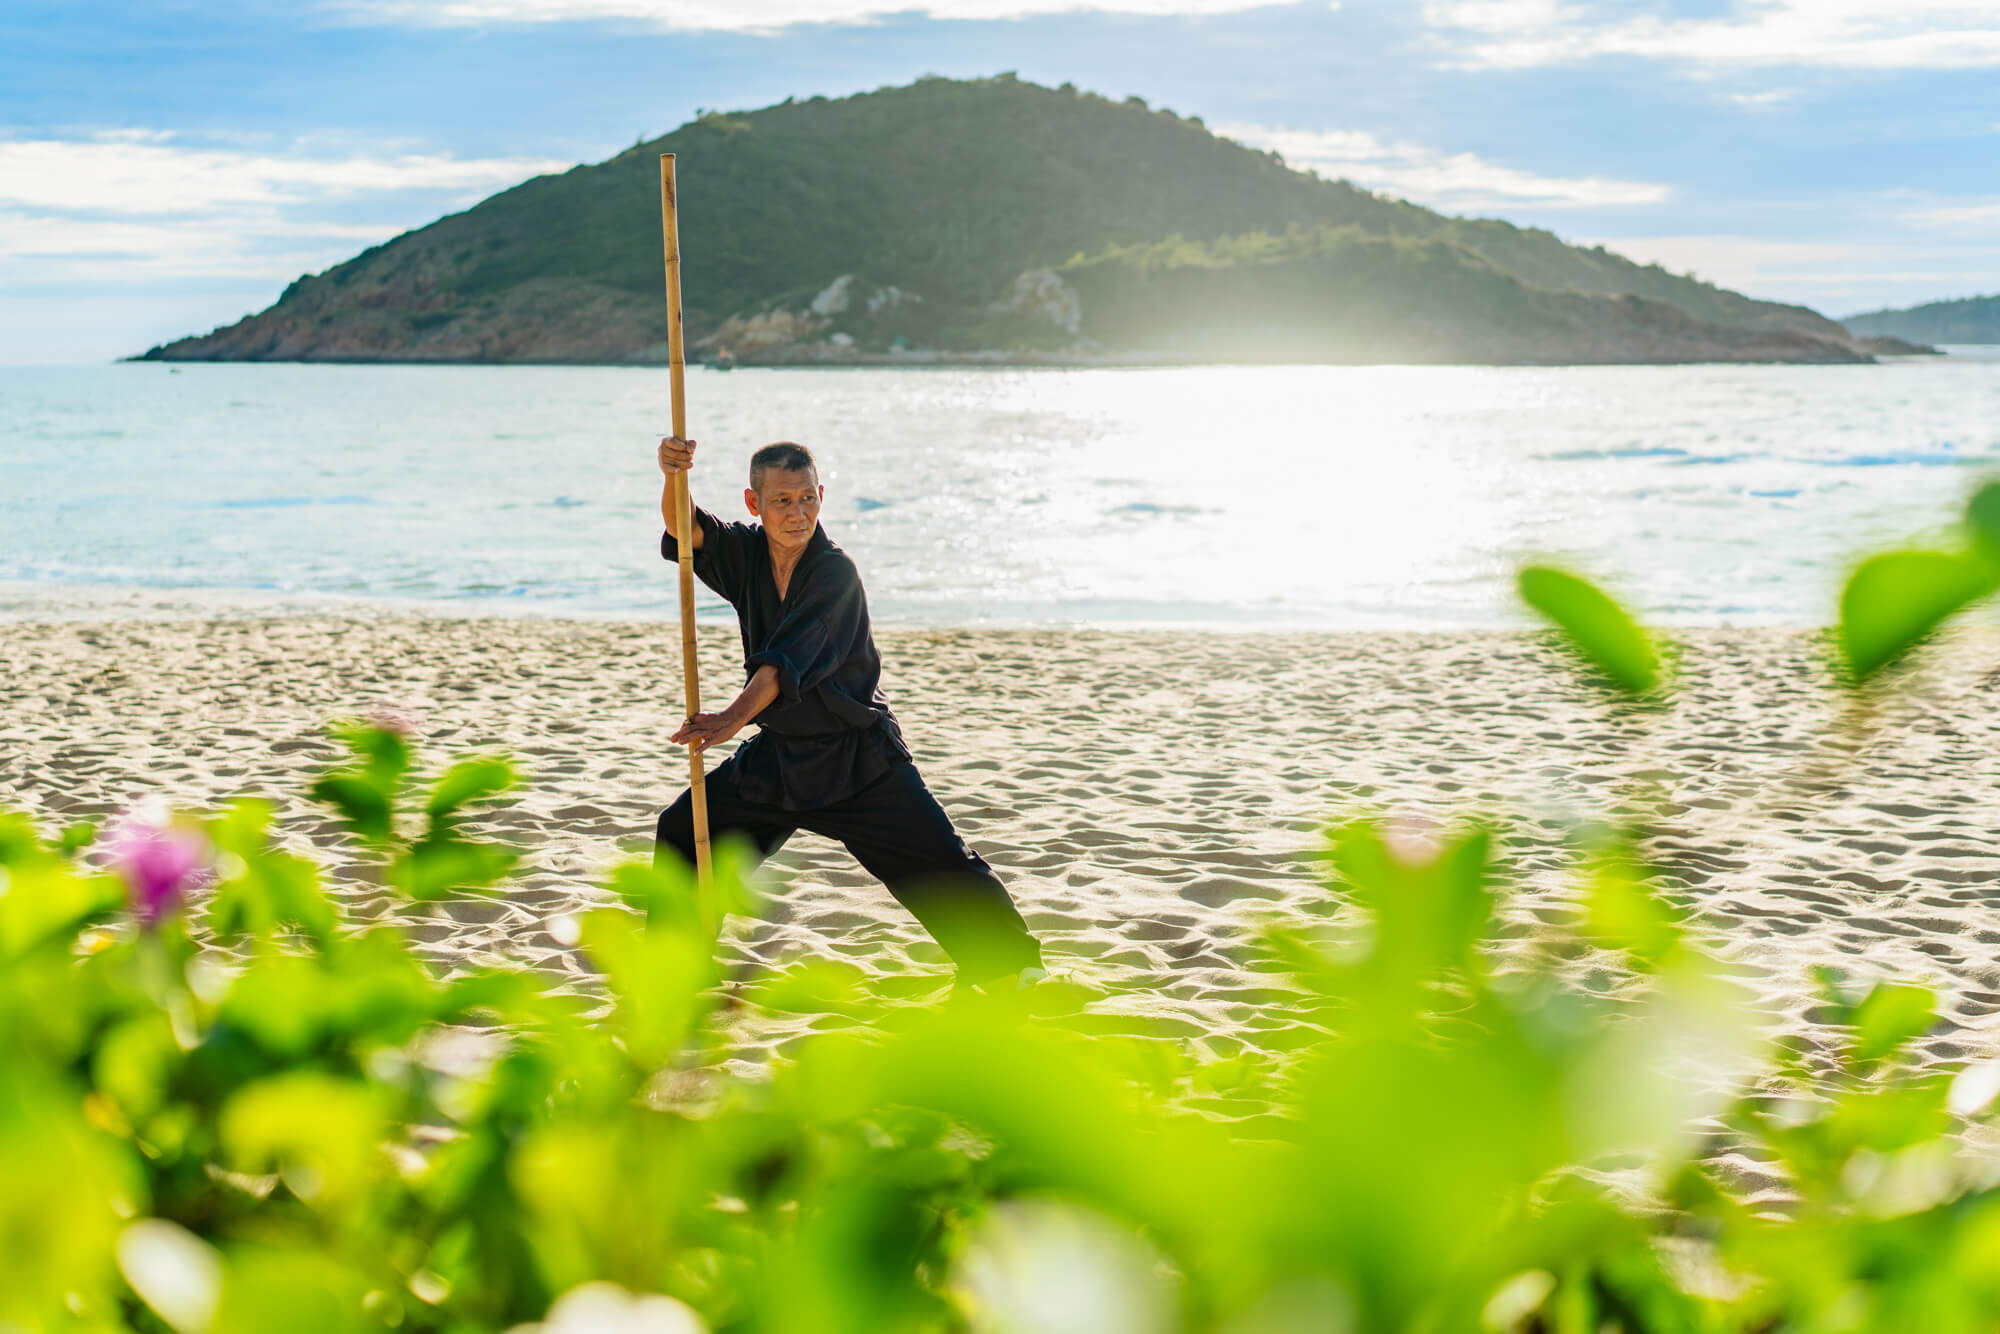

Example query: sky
[5,0,2000,363]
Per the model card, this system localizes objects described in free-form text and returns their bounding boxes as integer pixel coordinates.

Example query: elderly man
[654,434,1046,993]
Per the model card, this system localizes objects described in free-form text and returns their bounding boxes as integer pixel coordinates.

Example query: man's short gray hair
[750,441,818,494]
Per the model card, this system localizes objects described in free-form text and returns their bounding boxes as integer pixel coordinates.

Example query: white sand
[9,618,2000,1141]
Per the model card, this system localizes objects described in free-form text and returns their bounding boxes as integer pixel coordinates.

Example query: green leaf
[325,927,439,1046]
[1811,963,1864,1022]
[1837,549,1995,683]
[92,1014,181,1122]
[0,1081,147,1326]
[219,954,331,1058]
[1578,843,1684,968]
[210,1247,376,1334]
[607,837,761,940]
[580,909,719,1070]
[220,1074,387,1208]
[424,756,518,818]
[1849,982,1937,1067]
[1191,1050,1267,1094]
[1517,565,1664,698]
[607,859,702,935]
[0,850,123,960]
[1248,922,1346,997]
[332,721,410,789]
[710,833,766,922]
[1827,1075,1954,1156]
[0,809,41,866]
[307,774,394,845]
[390,834,518,901]
[57,821,98,859]
[309,724,413,848]
[754,958,874,1018]
[206,800,336,943]
[208,796,270,852]
[1327,820,1495,1000]
[1968,481,2000,554]
[210,848,335,944]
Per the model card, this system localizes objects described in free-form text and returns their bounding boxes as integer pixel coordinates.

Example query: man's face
[746,468,823,549]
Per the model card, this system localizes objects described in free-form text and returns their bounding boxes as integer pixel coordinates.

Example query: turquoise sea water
[4,356,1999,628]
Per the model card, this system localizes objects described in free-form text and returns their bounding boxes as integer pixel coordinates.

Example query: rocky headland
[140,76,1877,368]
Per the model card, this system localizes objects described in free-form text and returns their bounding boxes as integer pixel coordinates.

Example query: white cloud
[0,131,569,284]
[326,0,1282,29]
[1578,232,2000,310]
[1585,235,1871,286]
[0,133,568,217]
[1900,199,2000,230]
[0,211,396,281]
[1424,0,2000,71]
[1723,88,1794,108]
[1222,122,1669,211]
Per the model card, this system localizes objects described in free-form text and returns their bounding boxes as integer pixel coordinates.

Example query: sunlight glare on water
[3,359,1997,627]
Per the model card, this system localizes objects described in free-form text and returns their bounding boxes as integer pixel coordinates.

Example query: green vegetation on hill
[1065,224,1864,364]
[139,74,1866,366]
[1845,293,2000,344]
[1430,217,1847,339]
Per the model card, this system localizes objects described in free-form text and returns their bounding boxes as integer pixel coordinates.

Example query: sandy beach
[9,617,2000,1154]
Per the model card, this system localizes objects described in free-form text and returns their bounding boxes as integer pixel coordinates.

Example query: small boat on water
[712,346,737,371]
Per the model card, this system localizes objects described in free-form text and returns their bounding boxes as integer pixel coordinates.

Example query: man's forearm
[656,435,703,548]
[660,478,704,549]
[724,664,782,727]
[671,664,780,750]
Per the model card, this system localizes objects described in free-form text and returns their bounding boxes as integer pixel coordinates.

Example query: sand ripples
[8,618,2000,1105]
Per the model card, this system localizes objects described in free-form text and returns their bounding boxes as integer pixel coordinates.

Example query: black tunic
[662,507,910,811]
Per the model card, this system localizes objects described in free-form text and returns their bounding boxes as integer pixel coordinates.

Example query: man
[654,435,1046,992]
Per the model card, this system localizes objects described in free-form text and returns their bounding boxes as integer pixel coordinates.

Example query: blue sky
[6,0,2000,362]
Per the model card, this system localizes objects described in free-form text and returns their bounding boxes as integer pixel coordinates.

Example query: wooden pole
[659,153,711,884]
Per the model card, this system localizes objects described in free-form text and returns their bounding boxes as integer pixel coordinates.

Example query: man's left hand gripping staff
[671,711,743,752]
[672,663,783,753]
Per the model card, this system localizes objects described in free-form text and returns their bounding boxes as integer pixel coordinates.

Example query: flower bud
[104,804,212,928]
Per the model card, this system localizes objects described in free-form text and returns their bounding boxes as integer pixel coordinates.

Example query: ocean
[5,355,1998,628]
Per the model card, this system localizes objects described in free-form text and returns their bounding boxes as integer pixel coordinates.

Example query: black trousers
[656,756,1043,983]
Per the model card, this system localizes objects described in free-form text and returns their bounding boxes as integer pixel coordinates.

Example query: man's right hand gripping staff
[658,435,702,549]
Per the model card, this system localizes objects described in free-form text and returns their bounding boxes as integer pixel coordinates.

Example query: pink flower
[364,706,421,738]
[1383,811,1443,868]
[104,803,212,928]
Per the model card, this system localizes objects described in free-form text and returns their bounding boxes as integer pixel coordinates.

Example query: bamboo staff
[659,153,711,883]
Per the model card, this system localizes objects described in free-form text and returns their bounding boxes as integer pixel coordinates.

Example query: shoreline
[47,342,1987,373]
[0,582,1828,633]
[128,349,1906,370]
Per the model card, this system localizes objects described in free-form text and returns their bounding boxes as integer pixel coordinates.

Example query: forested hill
[138,75,1869,366]
[1845,294,2000,345]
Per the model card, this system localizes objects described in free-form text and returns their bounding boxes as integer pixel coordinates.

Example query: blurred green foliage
[11,494,2000,1331]
[1830,482,2000,684]
[1518,565,1667,699]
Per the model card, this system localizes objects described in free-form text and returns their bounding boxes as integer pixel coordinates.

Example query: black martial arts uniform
[656,507,1043,984]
